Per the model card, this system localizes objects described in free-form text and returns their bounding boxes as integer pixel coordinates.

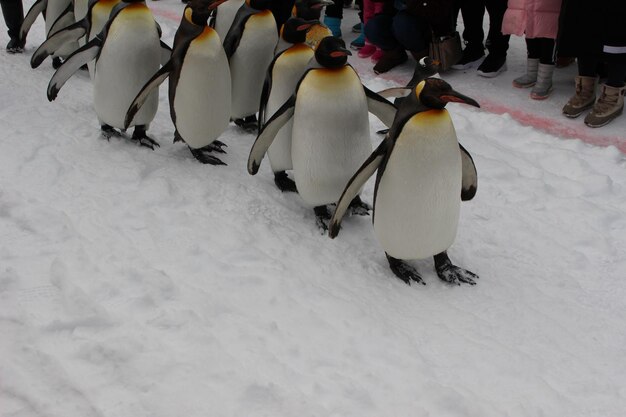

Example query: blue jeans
[364,11,429,52]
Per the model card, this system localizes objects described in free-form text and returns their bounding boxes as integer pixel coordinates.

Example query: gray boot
[512,58,539,88]
[584,84,625,128]
[562,76,598,118]
[530,63,554,100]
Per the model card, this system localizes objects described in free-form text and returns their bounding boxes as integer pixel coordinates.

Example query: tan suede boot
[562,76,597,118]
[584,84,625,128]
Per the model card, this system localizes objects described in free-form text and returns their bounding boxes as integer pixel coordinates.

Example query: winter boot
[350,32,365,50]
[512,58,539,88]
[562,76,597,118]
[530,63,554,100]
[323,16,342,38]
[373,47,407,74]
[358,42,376,58]
[584,84,625,128]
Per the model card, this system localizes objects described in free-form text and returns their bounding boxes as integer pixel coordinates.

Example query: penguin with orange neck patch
[248,37,397,230]
[259,17,317,191]
[125,0,232,164]
[328,78,481,286]
[46,0,170,149]
[222,0,279,131]
[292,0,332,49]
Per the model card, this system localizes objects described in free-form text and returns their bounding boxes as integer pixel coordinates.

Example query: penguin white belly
[291,67,371,206]
[213,0,245,41]
[229,10,278,119]
[266,45,313,172]
[88,0,119,78]
[374,110,462,260]
[45,0,78,58]
[94,5,161,128]
[174,28,231,149]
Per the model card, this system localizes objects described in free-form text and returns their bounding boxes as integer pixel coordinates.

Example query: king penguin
[248,36,397,231]
[46,0,171,149]
[292,0,332,50]
[212,0,245,40]
[258,17,317,192]
[30,0,124,77]
[328,78,481,286]
[124,0,232,164]
[222,0,278,131]
[20,0,80,68]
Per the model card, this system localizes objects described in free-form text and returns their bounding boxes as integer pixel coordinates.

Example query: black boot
[1,0,25,53]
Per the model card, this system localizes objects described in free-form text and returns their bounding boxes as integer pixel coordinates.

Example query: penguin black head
[416,78,480,110]
[185,0,212,25]
[295,0,333,20]
[281,17,318,44]
[315,36,351,68]
[248,0,272,11]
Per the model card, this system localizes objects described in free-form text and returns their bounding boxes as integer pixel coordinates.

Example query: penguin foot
[314,205,331,233]
[189,147,227,165]
[348,195,371,216]
[101,125,122,140]
[203,141,227,154]
[434,252,478,286]
[233,115,258,133]
[212,140,227,149]
[274,171,297,193]
[386,254,425,285]
[52,57,63,69]
[376,128,389,135]
[131,127,160,150]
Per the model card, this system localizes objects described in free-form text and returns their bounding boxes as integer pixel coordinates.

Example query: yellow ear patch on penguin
[414,81,426,100]
[184,7,194,23]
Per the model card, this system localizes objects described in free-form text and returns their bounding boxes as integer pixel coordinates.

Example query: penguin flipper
[47,36,102,101]
[48,3,75,36]
[459,143,478,201]
[328,139,389,239]
[248,95,296,175]
[31,19,88,68]
[258,55,279,131]
[222,4,255,59]
[20,0,48,41]
[124,62,173,129]
[364,85,397,128]
[160,40,172,66]
[377,87,412,100]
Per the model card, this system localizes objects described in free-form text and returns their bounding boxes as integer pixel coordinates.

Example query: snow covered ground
[1,2,626,416]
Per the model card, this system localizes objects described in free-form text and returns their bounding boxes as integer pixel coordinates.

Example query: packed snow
[1,2,625,417]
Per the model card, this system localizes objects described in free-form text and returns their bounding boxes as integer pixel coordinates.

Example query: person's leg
[391,11,428,53]
[513,38,539,88]
[530,38,556,99]
[477,0,508,76]
[364,14,397,51]
[0,0,24,52]
[585,57,626,127]
[606,61,626,87]
[563,54,601,118]
[324,0,343,37]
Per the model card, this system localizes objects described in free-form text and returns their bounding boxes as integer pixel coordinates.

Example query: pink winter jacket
[502,0,562,39]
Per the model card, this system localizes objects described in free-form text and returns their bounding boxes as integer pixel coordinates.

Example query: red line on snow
[150,6,181,22]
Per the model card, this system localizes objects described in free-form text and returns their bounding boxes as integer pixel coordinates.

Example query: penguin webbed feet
[434,252,478,286]
[204,141,227,154]
[274,171,298,193]
[131,126,160,150]
[189,146,227,165]
[314,205,331,234]
[348,195,371,216]
[386,254,425,285]
[101,124,122,140]
[233,115,259,133]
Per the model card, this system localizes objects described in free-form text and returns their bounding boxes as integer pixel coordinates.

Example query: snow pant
[454,0,509,57]
[526,37,555,65]
[0,0,23,40]
[579,54,626,88]
[364,11,429,52]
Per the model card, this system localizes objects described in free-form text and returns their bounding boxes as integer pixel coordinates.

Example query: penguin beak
[297,21,318,31]
[330,47,351,58]
[439,90,480,108]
